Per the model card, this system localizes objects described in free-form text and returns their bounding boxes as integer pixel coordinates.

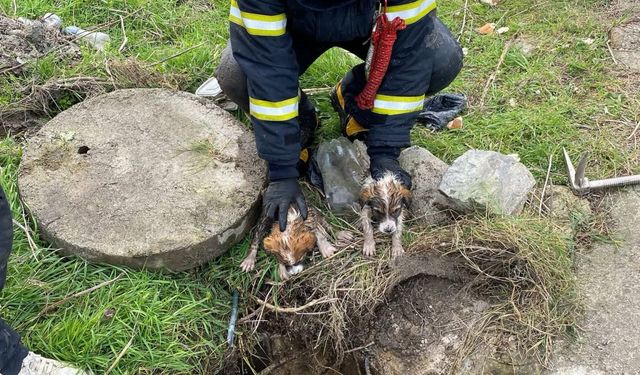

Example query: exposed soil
[0,15,79,74]
[233,251,544,375]
[0,15,82,135]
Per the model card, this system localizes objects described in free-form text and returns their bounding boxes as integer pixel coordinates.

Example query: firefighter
[217,0,463,230]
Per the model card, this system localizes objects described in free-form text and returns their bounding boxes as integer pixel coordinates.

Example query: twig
[302,87,332,95]
[147,42,206,67]
[12,0,17,16]
[479,36,516,109]
[12,218,37,260]
[254,296,338,314]
[627,121,640,140]
[118,15,128,53]
[258,354,298,375]
[539,154,553,216]
[105,334,135,374]
[39,274,123,315]
[606,40,619,65]
[344,342,375,354]
[457,0,469,42]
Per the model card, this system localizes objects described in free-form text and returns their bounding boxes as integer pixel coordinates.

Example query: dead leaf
[496,26,509,35]
[480,0,498,6]
[103,308,116,320]
[447,117,464,130]
[476,23,496,35]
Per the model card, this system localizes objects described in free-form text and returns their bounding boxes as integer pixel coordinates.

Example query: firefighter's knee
[426,17,464,96]
[216,43,250,113]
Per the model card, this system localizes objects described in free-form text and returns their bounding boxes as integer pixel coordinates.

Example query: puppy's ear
[292,231,316,259]
[400,186,412,209]
[263,235,278,253]
[359,184,375,207]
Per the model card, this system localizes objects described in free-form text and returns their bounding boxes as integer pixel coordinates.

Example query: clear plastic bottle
[42,13,63,29]
[63,26,111,51]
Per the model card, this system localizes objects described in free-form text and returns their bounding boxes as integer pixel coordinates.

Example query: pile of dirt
[0,15,80,75]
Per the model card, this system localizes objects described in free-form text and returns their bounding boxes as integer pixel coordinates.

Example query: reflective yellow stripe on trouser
[249,96,299,121]
[335,81,368,137]
[229,0,287,36]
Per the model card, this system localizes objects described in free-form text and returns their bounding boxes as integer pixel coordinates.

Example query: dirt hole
[77,146,90,154]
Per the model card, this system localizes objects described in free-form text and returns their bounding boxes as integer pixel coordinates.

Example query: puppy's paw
[278,264,290,281]
[391,244,405,258]
[362,240,376,257]
[319,244,336,258]
[240,256,256,272]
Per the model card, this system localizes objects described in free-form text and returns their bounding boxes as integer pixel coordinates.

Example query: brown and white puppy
[240,206,336,280]
[359,172,412,258]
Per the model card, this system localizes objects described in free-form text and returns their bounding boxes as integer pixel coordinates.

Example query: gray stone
[316,137,369,214]
[18,88,266,271]
[398,146,451,223]
[610,21,640,72]
[547,187,640,374]
[439,150,536,215]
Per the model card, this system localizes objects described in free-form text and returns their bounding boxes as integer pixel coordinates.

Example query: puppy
[359,172,412,258]
[240,206,336,280]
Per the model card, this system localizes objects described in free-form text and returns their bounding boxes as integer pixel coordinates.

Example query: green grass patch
[0,0,637,373]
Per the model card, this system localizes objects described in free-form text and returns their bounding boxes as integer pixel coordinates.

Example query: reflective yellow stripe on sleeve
[249,96,299,121]
[386,0,437,25]
[372,94,425,115]
[230,0,287,36]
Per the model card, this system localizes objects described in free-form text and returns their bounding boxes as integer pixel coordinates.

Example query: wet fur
[240,206,335,280]
[359,172,412,258]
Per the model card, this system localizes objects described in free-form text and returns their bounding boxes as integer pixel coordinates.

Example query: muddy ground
[231,251,543,375]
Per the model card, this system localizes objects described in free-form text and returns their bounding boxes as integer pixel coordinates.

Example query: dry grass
[236,212,581,371]
[410,214,580,369]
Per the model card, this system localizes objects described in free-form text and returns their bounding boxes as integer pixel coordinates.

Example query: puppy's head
[360,172,412,235]
[263,208,316,276]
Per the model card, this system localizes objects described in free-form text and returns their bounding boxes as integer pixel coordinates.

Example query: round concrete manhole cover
[18,88,266,271]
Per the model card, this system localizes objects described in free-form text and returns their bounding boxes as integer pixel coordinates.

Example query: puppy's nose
[382,227,395,234]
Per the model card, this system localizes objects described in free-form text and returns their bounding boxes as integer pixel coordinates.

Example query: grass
[0,0,638,373]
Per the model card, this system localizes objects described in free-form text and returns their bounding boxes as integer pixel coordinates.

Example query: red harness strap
[355,0,406,110]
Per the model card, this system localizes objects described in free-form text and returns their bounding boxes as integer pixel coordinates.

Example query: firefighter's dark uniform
[217,0,463,182]
[0,187,29,375]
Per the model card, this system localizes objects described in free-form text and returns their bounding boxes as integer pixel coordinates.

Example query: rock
[398,146,451,223]
[18,88,266,271]
[609,21,640,72]
[439,150,536,215]
[315,137,369,214]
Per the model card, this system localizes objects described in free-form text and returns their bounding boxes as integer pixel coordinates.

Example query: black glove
[370,156,412,190]
[263,178,308,231]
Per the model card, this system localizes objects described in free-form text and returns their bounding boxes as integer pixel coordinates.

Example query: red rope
[355,0,406,110]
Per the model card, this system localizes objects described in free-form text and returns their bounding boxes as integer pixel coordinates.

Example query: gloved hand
[370,156,412,190]
[263,178,308,231]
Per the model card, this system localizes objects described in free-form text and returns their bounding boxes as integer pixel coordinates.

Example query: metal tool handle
[588,175,640,190]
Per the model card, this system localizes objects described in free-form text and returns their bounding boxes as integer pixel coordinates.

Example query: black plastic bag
[416,93,467,131]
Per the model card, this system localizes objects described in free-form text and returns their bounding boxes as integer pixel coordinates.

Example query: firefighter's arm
[230,0,300,181]
[230,0,307,229]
